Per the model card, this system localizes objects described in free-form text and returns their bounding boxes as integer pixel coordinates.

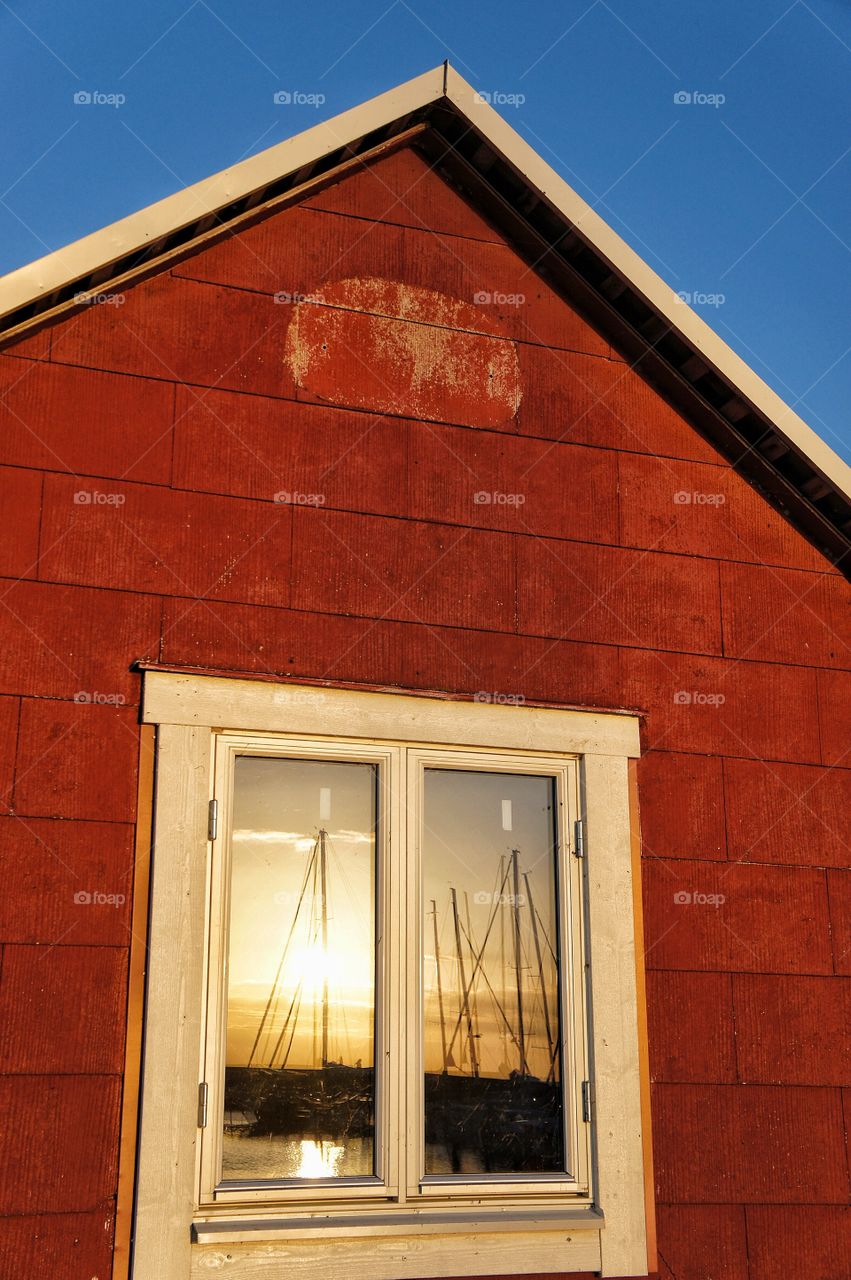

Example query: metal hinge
[198,1082,209,1128]
[582,1079,593,1123]
[207,799,218,842]
[573,819,586,858]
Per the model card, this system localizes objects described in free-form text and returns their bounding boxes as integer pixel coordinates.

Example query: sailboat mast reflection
[223,760,566,1181]
[423,771,565,1175]
[223,760,376,1183]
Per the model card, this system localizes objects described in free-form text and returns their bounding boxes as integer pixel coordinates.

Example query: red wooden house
[0,64,848,1280]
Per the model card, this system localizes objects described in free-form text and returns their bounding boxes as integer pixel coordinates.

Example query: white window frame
[404,747,589,1203]
[201,734,400,1208]
[134,672,647,1280]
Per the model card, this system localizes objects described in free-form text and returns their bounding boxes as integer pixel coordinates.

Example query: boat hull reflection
[224,1065,562,1179]
[225,1064,375,1133]
[425,1071,563,1173]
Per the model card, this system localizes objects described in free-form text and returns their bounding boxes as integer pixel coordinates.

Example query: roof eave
[0,65,446,324]
[440,68,851,510]
[0,63,848,562]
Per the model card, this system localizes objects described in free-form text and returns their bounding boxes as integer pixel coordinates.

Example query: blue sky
[1,0,850,463]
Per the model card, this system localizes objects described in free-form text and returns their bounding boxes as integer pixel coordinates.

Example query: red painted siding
[0,139,848,1279]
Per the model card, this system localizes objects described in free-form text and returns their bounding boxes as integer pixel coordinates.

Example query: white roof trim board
[1,64,849,562]
[0,68,445,321]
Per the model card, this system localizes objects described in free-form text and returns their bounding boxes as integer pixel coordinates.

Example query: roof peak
[1,64,848,564]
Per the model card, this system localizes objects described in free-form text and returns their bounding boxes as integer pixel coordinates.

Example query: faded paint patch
[284,277,521,427]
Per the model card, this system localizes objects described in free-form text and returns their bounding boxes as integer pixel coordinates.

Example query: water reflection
[295,1138,346,1179]
[222,1132,370,1181]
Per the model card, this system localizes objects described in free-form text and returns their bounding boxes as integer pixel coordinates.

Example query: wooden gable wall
[0,143,848,1278]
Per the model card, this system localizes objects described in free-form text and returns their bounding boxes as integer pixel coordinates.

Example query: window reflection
[422,769,564,1175]
[222,756,376,1182]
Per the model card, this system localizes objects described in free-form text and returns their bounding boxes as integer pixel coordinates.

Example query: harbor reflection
[422,769,565,1174]
[222,756,376,1182]
[220,757,567,1184]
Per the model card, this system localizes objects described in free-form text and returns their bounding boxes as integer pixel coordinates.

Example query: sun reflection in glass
[294,1138,345,1179]
[291,941,345,995]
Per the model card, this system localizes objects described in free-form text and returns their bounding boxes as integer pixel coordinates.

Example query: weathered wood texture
[0,141,848,1279]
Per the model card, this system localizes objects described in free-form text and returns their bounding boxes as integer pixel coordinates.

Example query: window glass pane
[422,769,564,1175]
[223,756,376,1182]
